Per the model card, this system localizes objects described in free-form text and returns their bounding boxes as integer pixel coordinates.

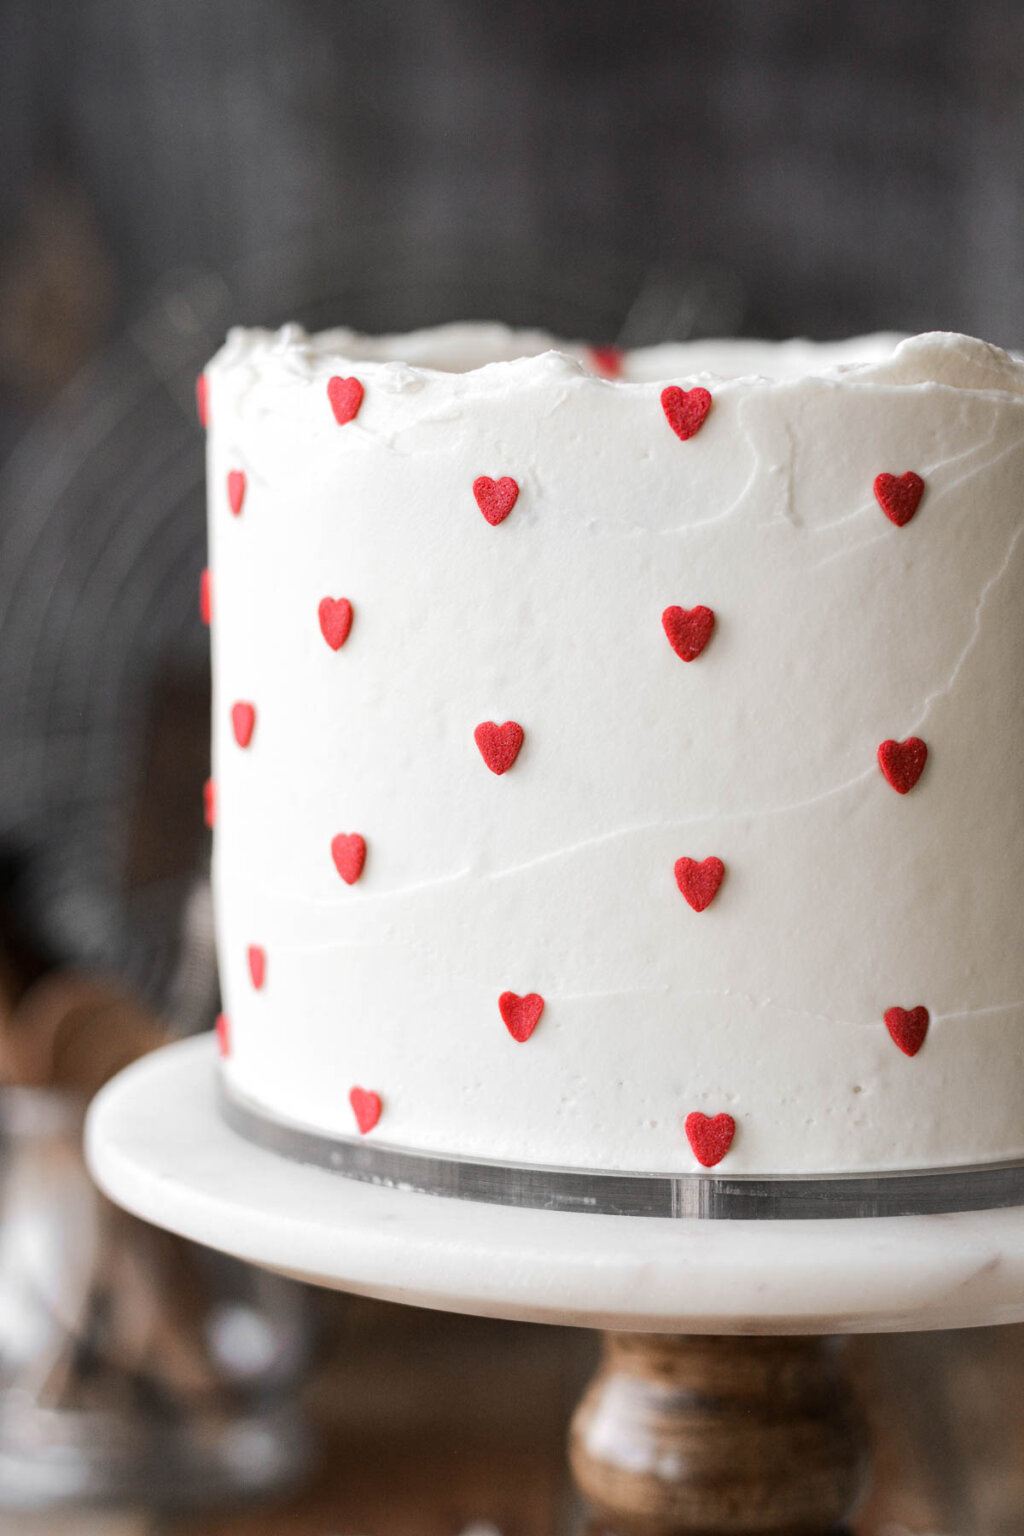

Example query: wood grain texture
[570,1333,870,1535]
[10,1310,1024,1534]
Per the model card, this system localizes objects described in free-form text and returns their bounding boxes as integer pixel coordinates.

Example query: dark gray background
[3,1,1024,383]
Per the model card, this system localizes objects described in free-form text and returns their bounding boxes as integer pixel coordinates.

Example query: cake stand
[86,1037,1024,1534]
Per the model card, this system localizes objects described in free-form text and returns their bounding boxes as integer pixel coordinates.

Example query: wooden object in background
[0,967,167,1098]
[0,178,113,404]
[570,1332,870,1535]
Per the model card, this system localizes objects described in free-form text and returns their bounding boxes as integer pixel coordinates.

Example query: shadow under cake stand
[86,1037,1024,1535]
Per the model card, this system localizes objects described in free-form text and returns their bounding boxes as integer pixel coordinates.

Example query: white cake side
[206,323,1024,1176]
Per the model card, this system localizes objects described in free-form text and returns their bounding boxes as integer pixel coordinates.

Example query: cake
[201,323,1024,1179]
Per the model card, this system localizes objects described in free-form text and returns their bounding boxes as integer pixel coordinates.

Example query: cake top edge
[207,321,1024,397]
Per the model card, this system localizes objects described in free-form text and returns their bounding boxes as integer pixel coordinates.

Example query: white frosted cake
[201,323,1024,1177]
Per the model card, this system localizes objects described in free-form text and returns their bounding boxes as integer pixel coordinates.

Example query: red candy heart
[499,991,545,1043]
[662,604,715,662]
[331,832,366,885]
[231,702,256,748]
[247,945,266,990]
[674,856,725,912]
[318,596,353,650]
[215,1013,230,1057]
[327,375,364,425]
[196,373,208,429]
[349,1086,382,1135]
[474,721,524,775]
[661,385,712,441]
[877,737,927,794]
[588,345,624,379]
[874,471,924,527]
[203,777,215,829]
[199,567,212,626]
[227,470,246,516]
[473,476,520,526]
[685,1111,735,1168]
[884,1006,929,1057]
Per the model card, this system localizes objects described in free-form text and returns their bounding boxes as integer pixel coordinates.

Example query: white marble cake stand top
[86,1037,1024,1336]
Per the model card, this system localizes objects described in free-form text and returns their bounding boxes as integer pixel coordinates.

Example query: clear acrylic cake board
[86,1036,1024,1336]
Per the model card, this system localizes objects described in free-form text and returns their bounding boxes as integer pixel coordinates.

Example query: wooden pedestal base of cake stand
[87,1039,1024,1536]
[570,1333,868,1535]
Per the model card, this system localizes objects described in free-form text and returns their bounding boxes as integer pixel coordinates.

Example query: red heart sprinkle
[685,1111,735,1167]
[327,375,364,425]
[674,856,725,912]
[196,373,208,429]
[878,737,927,794]
[588,345,624,379]
[874,471,924,527]
[231,702,256,748]
[662,604,715,661]
[203,778,215,828]
[473,476,520,526]
[216,1013,230,1057]
[349,1086,382,1135]
[884,1006,929,1057]
[499,991,545,1043]
[661,385,712,441]
[247,945,266,990]
[331,832,367,885]
[474,721,524,775]
[199,568,212,626]
[318,596,353,650]
[227,470,246,516]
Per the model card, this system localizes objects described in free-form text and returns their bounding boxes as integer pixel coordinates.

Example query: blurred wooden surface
[9,1301,1024,1536]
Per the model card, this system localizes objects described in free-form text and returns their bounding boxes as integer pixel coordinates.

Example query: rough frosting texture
[207,323,1024,1175]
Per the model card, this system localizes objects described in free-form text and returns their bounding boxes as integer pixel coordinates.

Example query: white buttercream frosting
[207,322,1024,1175]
